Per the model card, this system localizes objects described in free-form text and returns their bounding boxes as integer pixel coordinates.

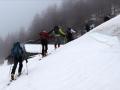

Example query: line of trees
[0,0,120,64]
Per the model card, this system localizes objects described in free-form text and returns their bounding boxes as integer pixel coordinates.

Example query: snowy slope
[1,15,120,90]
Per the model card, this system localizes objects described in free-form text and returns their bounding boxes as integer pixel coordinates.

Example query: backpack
[11,42,23,58]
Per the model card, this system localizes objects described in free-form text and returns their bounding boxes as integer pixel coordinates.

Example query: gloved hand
[62,34,66,37]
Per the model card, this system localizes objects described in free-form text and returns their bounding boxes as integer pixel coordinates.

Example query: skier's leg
[11,58,18,80]
[58,43,60,47]
[43,44,45,56]
[18,59,23,75]
[54,43,57,49]
[54,37,57,49]
[11,58,18,75]
[42,43,44,57]
[57,36,61,48]
[45,42,48,55]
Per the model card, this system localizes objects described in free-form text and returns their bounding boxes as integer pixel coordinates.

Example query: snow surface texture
[1,15,120,90]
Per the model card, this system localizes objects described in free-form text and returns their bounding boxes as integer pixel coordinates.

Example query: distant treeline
[0,0,120,64]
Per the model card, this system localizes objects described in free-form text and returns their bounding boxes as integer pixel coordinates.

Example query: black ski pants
[11,57,23,75]
[41,39,48,57]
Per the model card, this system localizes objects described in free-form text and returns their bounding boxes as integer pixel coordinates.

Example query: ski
[39,52,51,60]
[7,80,13,86]
[39,49,56,60]
[7,77,17,86]
[6,71,25,86]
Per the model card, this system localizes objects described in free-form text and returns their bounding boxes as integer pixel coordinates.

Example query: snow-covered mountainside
[0,15,120,90]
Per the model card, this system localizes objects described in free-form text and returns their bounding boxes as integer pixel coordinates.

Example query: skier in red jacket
[39,31,50,57]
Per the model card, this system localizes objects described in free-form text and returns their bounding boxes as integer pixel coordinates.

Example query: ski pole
[26,61,28,75]
[9,64,12,78]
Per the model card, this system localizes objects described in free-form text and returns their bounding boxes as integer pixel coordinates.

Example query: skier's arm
[22,44,28,63]
[48,29,54,34]
[23,51,28,63]
[59,28,65,36]
[25,58,28,63]
[71,29,76,33]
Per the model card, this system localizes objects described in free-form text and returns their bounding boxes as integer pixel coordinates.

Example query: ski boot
[11,74,14,80]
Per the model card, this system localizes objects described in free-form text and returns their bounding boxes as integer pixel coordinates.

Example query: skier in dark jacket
[39,31,50,57]
[85,23,91,32]
[11,42,27,80]
[104,15,110,22]
[66,27,76,42]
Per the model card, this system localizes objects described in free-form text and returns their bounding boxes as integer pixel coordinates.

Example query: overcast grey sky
[0,0,62,39]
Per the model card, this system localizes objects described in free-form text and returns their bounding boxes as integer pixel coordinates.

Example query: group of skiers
[39,26,76,58]
[10,25,76,80]
[9,14,112,80]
